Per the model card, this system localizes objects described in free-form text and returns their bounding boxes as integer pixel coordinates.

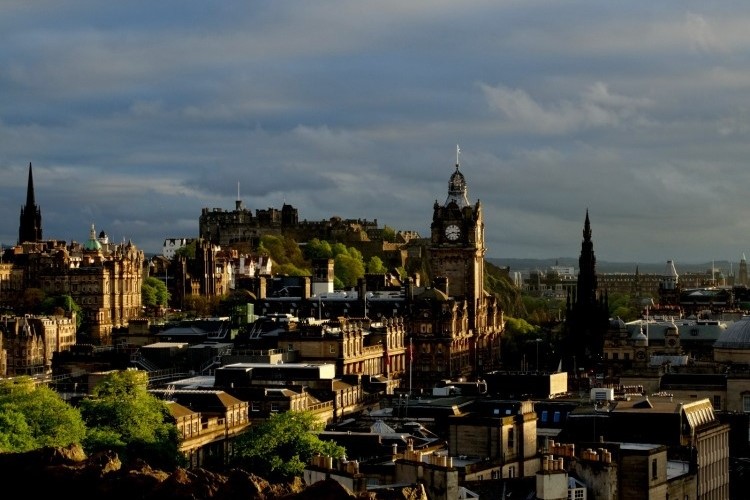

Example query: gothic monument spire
[18,162,43,245]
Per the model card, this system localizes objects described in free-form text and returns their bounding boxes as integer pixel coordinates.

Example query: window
[508,428,515,449]
[713,395,721,410]
[743,395,750,413]
[541,410,548,423]
[652,458,658,479]
[270,403,279,412]
[553,411,561,423]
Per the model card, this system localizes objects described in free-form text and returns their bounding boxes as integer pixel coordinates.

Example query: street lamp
[533,338,543,372]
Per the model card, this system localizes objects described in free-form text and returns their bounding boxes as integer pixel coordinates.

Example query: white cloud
[480,81,651,134]
[685,12,726,53]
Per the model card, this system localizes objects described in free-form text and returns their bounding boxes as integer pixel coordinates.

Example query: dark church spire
[577,209,598,306]
[18,162,42,244]
[562,209,609,374]
[26,161,36,206]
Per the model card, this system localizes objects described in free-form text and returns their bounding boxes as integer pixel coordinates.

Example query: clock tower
[429,150,486,333]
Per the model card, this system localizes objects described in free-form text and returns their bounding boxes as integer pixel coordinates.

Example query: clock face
[445,224,461,241]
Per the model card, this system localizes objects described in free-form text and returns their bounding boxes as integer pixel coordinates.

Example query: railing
[307,400,334,412]
[200,356,222,375]
[130,351,160,372]
[145,369,192,387]
[362,345,383,355]
[229,348,285,357]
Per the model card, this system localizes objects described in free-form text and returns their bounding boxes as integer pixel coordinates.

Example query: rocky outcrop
[0,445,427,500]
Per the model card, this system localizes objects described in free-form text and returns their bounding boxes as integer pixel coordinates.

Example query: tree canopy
[79,370,183,469]
[366,256,388,274]
[173,241,196,259]
[334,251,365,289]
[142,277,170,310]
[232,410,345,480]
[0,376,86,453]
[40,294,83,328]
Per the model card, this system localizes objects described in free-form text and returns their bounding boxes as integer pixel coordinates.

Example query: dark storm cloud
[2,1,750,268]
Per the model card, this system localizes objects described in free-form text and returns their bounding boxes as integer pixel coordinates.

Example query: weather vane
[456,144,461,165]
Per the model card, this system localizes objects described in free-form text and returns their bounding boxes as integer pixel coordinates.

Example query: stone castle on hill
[198,193,422,271]
[176,159,506,387]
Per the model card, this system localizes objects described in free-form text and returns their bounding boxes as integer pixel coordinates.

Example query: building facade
[2,164,145,345]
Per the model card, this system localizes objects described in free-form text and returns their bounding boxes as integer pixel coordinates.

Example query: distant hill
[487,258,728,275]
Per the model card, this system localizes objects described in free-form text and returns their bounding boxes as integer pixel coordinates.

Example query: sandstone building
[0,163,144,345]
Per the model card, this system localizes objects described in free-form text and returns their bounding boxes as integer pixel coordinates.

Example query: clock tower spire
[429,149,486,331]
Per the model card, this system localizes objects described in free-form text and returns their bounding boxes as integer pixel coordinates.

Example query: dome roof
[84,223,102,251]
[445,164,470,208]
[633,324,649,347]
[610,317,626,329]
[715,316,750,350]
[416,287,450,302]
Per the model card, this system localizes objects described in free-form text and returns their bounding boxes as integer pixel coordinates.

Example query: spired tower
[563,210,609,372]
[407,146,501,383]
[658,260,681,306]
[18,162,42,244]
[428,147,487,333]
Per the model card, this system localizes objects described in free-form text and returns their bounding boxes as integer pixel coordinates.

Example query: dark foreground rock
[0,445,427,500]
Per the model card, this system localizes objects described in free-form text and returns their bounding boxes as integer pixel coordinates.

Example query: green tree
[505,316,539,336]
[366,256,387,274]
[330,242,349,258]
[232,410,345,480]
[302,238,333,260]
[259,235,289,265]
[142,277,169,309]
[334,252,365,288]
[500,317,542,370]
[183,295,211,317]
[381,225,397,243]
[259,235,310,274]
[174,241,196,259]
[40,294,83,328]
[79,370,183,469]
[274,262,310,276]
[608,292,639,322]
[0,376,86,453]
[484,262,525,318]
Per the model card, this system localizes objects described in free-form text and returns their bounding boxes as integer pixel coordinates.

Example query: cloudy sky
[2,1,749,266]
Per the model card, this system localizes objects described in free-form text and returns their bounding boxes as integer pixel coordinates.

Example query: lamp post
[534,338,542,372]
